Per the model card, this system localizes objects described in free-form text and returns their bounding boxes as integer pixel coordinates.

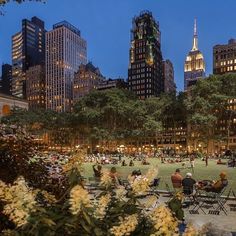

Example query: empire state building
[184,19,205,90]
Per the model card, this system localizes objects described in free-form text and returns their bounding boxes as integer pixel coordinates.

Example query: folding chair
[183,194,195,209]
[193,188,228,215]
[165,183,173,196]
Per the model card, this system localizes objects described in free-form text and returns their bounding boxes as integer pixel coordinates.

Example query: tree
[185,74,236,153]
[0,0,46,15]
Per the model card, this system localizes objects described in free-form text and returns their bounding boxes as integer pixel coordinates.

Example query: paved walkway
[159,194,236,234]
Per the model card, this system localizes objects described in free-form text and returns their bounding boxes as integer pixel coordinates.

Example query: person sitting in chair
[182,173,196,195]
[202,172,228,193]
[93,164,102,178]
[171,169,183,191]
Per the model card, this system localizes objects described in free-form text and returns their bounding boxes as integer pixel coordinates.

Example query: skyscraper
[46,21,87,112]
[12,17,46,98]
[184,19,205,90]
[163,60,176,93]
[0,64,12,96]
[213,39,236,75]
[128,11,164,99]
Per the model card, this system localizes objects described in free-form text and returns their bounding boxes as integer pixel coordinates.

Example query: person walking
[205,155,209,167]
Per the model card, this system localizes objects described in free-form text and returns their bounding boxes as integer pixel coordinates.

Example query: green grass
[82,159,236,194]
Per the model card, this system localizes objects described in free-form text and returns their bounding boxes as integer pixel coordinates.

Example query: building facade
[213,39,236,75]
[212,39,236,151]
[162,60,176,93]
[0,93,28,117]
[46,21,87,112]
[184,19,205,90]
[12,17,46,99]
[73,62,104,102]
[0,64,12,96]
[128,11,164,99]
[26,65,45,110]
[97,78,128,91]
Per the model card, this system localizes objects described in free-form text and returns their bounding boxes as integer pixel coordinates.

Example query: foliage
[167,192,184,221]
[0,154,196,236]
[186,74,236,152]
[2,74,235,155]
[0,0,46,15]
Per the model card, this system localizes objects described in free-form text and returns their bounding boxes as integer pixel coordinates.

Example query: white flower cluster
[129,167,158,195]
[183,223,198,236]
[94,193,111,219]
[69,185,91,215]
[110,214,138,236]
[115,186,127,200]
[0,177,36,227]
[145,167,158,182]
[130,176,150,195]
[149,205,178,236]
[100,169,113,188]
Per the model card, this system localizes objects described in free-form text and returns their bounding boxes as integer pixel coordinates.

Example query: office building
[213,39,236,75]
[0,64,12,95]
[26,65,45,110]
[128,11,164,99]
[184,19,205,90]
[12,16,46,98]
[74,62,104,102]
[46,21,87,112]
[163,60,176,93]
[97,78,128,91]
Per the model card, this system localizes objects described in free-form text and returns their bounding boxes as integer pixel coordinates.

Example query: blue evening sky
[0,0,236,91]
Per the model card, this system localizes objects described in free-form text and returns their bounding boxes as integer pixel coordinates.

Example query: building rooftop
[0,93,28,103]
[53,21,80,36]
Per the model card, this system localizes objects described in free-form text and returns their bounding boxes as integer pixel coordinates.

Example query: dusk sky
[1,0,236,91]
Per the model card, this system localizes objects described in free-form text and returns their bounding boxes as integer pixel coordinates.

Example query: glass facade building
[46,21,87,112]
[12,17,46,98]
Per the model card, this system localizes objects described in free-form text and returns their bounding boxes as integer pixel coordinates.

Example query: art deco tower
[128,11,164,99]
[184,19,205,90]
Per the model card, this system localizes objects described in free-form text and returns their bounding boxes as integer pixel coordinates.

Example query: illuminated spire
[191,18,198,51]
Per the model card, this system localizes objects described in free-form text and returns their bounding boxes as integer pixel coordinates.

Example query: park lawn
[82,159,236,194]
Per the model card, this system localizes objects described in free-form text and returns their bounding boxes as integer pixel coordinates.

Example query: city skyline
[1,0,236,91]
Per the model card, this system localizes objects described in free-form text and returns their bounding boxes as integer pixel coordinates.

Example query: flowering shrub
[110,214,138,236]
[0,125,204,235]
[0,170,201,236]
[0,177,36,227]
[69,185,91,215]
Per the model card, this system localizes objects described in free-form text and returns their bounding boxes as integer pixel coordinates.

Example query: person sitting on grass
[129,160,134,166]
[122,160,127,166]
[142,158,150,165]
